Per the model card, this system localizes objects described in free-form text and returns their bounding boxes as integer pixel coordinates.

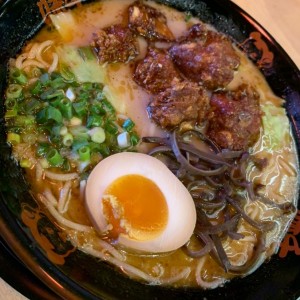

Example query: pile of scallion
[5,67,140,173]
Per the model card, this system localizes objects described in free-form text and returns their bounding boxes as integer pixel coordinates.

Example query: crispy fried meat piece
[91,24,138,63]
[128,1,174,41]
[134,48,181,94]
[147,81,210,128]
[169,24,240,89]
[207,85,262,151]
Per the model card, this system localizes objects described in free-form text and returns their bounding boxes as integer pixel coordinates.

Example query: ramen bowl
[0,0,300,299]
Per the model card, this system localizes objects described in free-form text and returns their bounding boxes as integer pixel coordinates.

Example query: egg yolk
[102,174,168,241]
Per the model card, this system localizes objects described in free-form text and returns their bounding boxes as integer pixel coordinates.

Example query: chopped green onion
[78,145,91,162]
[40,88,64,100]
[102,99,115,114]
[63,133,74,147]
[93,82,103,91]
[58,98,73,119]
[6,99,17,110]
[51,125,62,137]
[87,115,103,128]
[40,73,50,85]
[95,91,105,101]
[36,143,50,157]
[49,134,62,146]
[50,76,66,89]
[122,118,135,132]
[36,106,63,124]
[20,159,32,168]
[90,104,106,115]
[6,84,22,99]
[90,127,106,144]
[29,67,42,78]
[60,65,75,82]
[11,69,28,85]
[77,92,89,102]
[90,142,110,157]
[7,132,21,144]
[69,125,88,136]
[5,109,17,118]
[59,126,68,136]
[24,99,41,114]
[31,80,42,95]
[130,133,140,146]
[73,101,87,117]
[69,116,82,126]
[12,115,35,126]
[104,121,118,135]
[105,133,117,148]
[46,148,64,167]
[72,136,89,151]
[62,159,71,171]
[90,152,101,165]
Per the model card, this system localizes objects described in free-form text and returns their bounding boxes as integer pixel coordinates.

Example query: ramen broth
[5,0,299,288]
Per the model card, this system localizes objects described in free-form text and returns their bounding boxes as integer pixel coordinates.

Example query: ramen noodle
[4,0,298,289]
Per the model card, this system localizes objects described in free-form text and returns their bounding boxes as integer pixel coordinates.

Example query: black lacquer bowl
[0,0,300,299]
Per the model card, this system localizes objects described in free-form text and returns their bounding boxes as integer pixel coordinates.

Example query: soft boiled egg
[85,152,196,253]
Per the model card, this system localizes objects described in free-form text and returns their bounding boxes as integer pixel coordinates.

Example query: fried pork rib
[147,81,210,128]
[169,24,240,89]
[128,1,174,41]
[134,48,182,94]
[207,85,262,151]
[91,24,138,63]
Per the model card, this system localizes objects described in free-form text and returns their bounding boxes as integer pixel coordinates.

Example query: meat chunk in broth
[147,81,210,128]
[207,85,262,151]
[128,1,174,41]
[91,24,138,63]
[134,48,182,94]
[169,24,240,89]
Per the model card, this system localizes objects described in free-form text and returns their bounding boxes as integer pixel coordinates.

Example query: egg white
[85,152,196,253]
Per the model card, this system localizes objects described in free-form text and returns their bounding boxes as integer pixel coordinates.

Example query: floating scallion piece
[6,99,17,110]
[36,106,63,124]
[58,98,73,119]
[5,110,17,118]
[12,115,35,126]
[87,115,103,128]
[122,118,135,132]
[78,145,91,162]
[104,121,118,135]
[90,127,106,144]
[11,68,28,85]
[102,99,115,114]
[46,148,64,167]
[130,132,140,146]
[63,133,74,147]
[40,88,64,100]
[36,143,50,157]
[5,67,140,174]
[60,65,75,82]
[6,84,22,99]
[7,132,21,144]
[31,80,42,95]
